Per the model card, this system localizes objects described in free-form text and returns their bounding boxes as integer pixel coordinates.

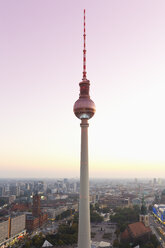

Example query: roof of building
[42,240,53,247]
[121,228,129,240]
[91,241,111,248]
[121,222,151,241]
[128,222,151,238]
[99,241,111,247]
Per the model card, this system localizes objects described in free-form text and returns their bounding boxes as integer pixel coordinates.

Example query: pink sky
[0,0,165,178]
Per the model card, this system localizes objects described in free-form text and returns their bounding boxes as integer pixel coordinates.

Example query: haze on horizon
[0,0,165,178]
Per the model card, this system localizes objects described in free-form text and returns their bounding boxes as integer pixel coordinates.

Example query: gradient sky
[0,0,165,178]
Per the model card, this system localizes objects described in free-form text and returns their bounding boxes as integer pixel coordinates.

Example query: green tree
[58,240,64,245]
[32,234,44,248]
[90,211,103,223]
[115,228,120,238]
[148,205,153,211]
[0,199,6,206]
[46,223,78,245]
[150,234,160,247]
[24,240,31,248]
[141,242,154,248]
[102,207,110,213]
[113,239,119,247]
[111,206,140,228]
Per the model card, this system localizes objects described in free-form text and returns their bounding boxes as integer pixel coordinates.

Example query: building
[153,204,165,224]
[99,196,130,209]
[26,193,47,232]
[42,240,53,247]
[0,186,5,197]
[26,214,40,232]
[91,241,112,248]
[0,195,16,205]
[0,214,26,247]
[121,198,151,245]
[0,219,9,244]
[11,202,30,212]
[73,9,96,248]
[139,196,149,227]
[160,189,165,204]
[32,193,41,217]
[10,185,20,197]
[46,206,68,219]
[121,222,151,245]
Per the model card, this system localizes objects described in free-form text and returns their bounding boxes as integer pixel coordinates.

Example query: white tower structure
[73,10,96,248]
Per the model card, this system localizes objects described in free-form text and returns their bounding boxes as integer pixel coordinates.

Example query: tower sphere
[74,97,96,120]
[73,79,96,120]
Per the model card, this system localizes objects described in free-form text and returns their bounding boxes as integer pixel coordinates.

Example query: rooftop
[128,222,151,238]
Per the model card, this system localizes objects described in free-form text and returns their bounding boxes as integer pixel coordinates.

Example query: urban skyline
[1,0,165,178]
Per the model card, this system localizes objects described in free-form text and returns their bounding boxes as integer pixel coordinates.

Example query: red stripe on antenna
[83,9,87,80]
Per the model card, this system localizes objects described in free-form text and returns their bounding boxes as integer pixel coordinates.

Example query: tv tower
[73,9,96,248]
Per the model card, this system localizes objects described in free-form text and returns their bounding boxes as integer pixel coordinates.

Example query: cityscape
[1,0,165,248]
[0,178,165,247]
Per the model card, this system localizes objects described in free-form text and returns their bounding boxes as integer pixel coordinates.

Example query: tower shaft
[78,119,91,248]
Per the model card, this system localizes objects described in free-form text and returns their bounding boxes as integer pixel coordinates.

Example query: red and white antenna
[83,9,87,80]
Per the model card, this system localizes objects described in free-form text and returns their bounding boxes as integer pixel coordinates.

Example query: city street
[149,214,165,248]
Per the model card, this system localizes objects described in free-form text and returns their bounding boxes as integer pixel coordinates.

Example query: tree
[94,203,101,212]
[24,240,31,248]
[111,206,140,227]
[32,234,44,248]
[46,223,78,245]
[115,228,120,238]
[141,242,154,248]
[58,240,64,245]
[102,207,110,213]
[0,199,6,206]
[119,244,131,248]
[113,239,119,247]
[150,234,160,247]
[148,205,153,211]
[90,211,103,223]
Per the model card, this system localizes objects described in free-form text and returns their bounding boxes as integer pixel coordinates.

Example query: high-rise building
[10,185,20,197]
[153,178,156,185]
[160,189,165,204]
[32,193,41,217]
[73,10,96,248]
[0,186,5,197]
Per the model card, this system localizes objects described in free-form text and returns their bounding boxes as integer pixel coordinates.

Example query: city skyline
[1,0,165,178]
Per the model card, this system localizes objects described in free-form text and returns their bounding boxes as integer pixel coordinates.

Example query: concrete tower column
[78,119,90,248]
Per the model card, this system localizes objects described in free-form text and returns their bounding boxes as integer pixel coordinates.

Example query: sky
[0,0,165,178]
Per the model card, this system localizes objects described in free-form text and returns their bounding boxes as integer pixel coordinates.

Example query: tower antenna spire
[83,9,87,80]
